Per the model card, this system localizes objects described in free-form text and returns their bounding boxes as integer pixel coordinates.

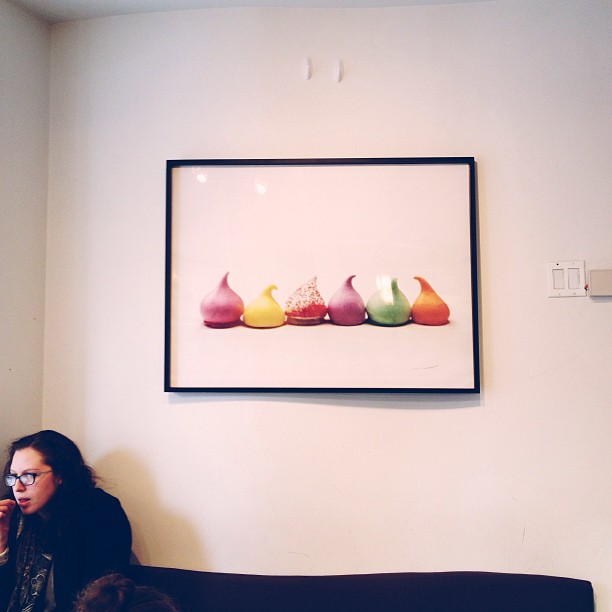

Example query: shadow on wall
[94,450,206,569]
[166,390,483,411]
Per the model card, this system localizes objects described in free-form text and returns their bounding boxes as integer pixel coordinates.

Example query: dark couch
[128,565,594,611]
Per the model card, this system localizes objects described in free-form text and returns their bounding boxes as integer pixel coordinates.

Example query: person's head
[74,573,180,612]
[3,430,96,518]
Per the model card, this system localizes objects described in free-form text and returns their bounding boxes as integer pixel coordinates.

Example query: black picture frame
[165,157,479,393]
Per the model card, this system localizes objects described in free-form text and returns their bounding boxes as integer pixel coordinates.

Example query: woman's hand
[0,499,16,552]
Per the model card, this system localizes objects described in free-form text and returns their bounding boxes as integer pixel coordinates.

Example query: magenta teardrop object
[328,275,366,326]
[200,272,244,328]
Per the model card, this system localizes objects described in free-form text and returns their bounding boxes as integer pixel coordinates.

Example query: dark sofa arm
[128,565,594,612]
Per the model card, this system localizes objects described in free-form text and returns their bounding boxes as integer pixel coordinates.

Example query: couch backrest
[128,566,594,612]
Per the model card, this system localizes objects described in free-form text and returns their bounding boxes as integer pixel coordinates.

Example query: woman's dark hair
[5,430,96,498]
[74,573,180,612]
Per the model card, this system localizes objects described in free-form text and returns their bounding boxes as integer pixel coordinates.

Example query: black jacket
[0,487,132,611]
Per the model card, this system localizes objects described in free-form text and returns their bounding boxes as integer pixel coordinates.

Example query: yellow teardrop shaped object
[243,284,286,328]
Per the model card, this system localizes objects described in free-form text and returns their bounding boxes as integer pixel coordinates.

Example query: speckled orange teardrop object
[285,277,327,325]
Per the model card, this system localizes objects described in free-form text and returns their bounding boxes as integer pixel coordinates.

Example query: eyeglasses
[3,471,53,487]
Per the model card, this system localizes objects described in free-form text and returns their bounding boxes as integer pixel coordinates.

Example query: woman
[0,430,132,611]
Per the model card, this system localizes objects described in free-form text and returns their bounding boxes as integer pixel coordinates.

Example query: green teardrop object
[366,278,411,326]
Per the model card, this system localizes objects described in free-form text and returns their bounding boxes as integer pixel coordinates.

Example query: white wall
[0,0,48,458]
[40,0,611,608]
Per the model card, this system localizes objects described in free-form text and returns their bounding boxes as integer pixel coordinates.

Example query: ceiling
[9,0,491,24]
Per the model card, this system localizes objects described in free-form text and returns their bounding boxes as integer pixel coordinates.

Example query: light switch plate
[547,261,586,297]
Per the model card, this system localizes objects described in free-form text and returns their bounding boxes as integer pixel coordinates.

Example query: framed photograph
[165,157,479,393]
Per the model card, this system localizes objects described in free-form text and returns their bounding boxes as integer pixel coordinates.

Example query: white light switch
[568,267,581,289]
[552,268,565,290]
[547,261,586,297]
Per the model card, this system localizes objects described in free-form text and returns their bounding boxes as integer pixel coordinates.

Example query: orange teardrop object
[411,276,450,325]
